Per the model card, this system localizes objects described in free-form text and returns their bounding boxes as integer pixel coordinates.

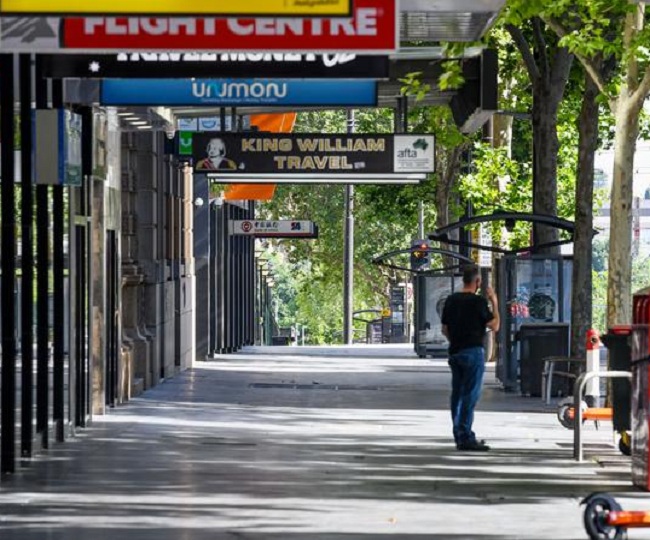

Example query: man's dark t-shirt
[441,292,494,355]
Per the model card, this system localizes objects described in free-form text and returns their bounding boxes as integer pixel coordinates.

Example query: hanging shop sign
[34,109,82,186]
[177,116,252,133]
[0,0,351,16]
[100,79,378,107]
[470,226,493,268]
[192,133,435,176]
[0,0,394,53]
[229,220,319,239]
[39,53,390,79]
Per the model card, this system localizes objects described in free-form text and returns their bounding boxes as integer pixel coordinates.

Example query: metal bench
[541,356,586,405]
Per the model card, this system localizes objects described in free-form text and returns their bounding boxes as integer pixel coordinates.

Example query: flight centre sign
[0,0,351,16]
[192,133,435,176]
[0,0,395,53]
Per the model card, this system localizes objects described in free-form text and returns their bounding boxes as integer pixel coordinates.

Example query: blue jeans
[448,347,485,445]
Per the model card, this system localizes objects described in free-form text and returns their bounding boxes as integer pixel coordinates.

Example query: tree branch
[505,23,541,82]
[541,15,610,98]
[532,17,550,84]
[549,46,574,104]
[633,65,650,107]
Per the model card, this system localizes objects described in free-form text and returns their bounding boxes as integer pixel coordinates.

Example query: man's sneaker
[457,439,490,452]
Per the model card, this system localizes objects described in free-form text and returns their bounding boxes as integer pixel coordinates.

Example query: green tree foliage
[256,105,470,343]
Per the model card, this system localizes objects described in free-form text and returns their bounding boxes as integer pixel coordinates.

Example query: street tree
[501,12,574,250]
[534,0,650,326]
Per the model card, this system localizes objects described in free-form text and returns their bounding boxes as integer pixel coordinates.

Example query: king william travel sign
[100,79,377,107]
[192,134,435,175]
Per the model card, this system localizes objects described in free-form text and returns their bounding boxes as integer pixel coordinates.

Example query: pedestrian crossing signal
[410,241,430,270]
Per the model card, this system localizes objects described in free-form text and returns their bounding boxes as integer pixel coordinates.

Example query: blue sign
[101,79,377,107]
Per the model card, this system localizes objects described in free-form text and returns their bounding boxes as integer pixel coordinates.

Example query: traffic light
[410,240,430,271]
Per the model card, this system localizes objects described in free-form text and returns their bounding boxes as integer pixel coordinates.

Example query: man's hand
[485,287,500,332]
[486,286,498,304]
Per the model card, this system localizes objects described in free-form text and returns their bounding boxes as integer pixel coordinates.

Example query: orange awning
[223,112,296,201]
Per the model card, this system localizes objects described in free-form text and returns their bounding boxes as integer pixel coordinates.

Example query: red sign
[62,0,396,53]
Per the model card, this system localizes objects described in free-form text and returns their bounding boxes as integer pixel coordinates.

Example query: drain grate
[249,383,383,391]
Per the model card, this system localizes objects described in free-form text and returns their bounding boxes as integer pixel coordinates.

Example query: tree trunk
[607,95,643,326]
[491,114,513,157]
[506,22,573,253]
[532,84,562,252]
[606,2,648,327]
[435,144,466,269]
[570,74,599,359]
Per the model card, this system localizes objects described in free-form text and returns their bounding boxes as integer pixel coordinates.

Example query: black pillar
[209,201,218,355]
[1,53,17,476]
[216,202,226,353]
[34,56,50,449]
[52,79,65,442]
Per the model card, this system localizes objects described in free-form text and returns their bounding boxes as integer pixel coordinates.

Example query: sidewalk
[0,345,647,540]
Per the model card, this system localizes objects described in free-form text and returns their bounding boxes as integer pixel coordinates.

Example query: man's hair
[462,264,480,285]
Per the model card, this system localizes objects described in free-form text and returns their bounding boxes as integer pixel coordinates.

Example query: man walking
[441,265,500,451]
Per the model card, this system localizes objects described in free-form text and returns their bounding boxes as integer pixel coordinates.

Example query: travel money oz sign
[100,79,378,107]
[192,134,436,175]
[0,0,350,15]
[39,53,389,79]
[0,0,394,53]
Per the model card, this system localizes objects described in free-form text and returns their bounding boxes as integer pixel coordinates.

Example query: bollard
[585,329,601,407]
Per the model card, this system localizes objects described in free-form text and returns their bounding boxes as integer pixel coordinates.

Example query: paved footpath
[1,345,649,540]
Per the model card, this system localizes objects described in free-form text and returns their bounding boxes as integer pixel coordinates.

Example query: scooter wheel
[558,403,575,429]
[557,400,588,430]
[582,493,626,540]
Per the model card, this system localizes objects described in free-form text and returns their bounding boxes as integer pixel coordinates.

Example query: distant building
[594,135,650,256]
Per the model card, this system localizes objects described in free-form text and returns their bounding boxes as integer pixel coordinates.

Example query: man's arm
[485,287,500,332]
[442,324,449,340]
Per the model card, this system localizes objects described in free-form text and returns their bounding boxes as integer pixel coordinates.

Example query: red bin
[631,287,650,490]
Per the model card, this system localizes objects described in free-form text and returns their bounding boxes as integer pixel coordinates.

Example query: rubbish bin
[601,326,632,432]
[519,323,570,396]
[631,287,650,490]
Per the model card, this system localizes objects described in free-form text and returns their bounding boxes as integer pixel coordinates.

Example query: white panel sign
[229,219,316,238]
[393,135,435,174]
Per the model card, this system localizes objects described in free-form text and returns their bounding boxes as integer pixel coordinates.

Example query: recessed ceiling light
[129,120,148,125]
[136,125,152,130]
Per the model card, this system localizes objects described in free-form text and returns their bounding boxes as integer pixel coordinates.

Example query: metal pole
[343,109,355,345]
[1,53,17,475]
[418,201,425,239]
[573,371,631,462]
